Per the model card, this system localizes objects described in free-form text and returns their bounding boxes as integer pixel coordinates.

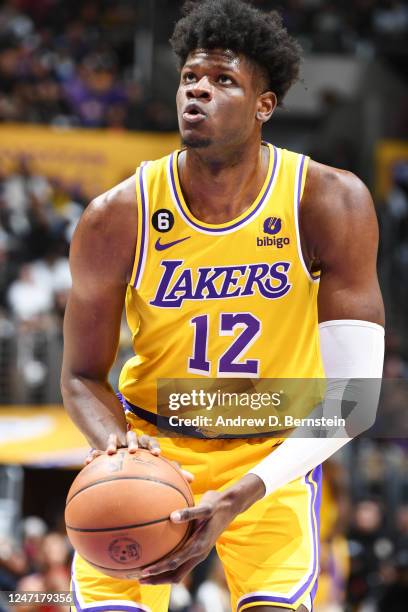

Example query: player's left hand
[138,490,234,585]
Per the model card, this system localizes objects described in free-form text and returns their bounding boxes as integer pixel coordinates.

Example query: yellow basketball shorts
[71,412,322,612]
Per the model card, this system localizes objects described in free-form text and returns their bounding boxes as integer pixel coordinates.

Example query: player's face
[177,49,269,150]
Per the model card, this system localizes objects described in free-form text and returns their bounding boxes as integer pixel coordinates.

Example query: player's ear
[256,91,277,124]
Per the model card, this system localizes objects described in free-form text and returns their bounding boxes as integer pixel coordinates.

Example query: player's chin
[181,134,212,149]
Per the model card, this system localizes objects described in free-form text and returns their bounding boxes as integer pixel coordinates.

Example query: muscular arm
[241,163,385,501]
[61,177,137,449]
[301,160,384,326]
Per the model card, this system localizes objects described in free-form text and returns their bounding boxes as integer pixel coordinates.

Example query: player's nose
[186,76,212,101]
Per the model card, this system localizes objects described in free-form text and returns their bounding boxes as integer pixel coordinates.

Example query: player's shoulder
[87,174,136,225]
[305,159,369,200]
[80,149,175,230]
[301,160,378,257]
[302,159,375,227]
[72,174,137,276]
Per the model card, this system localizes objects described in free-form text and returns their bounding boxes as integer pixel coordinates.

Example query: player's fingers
[137,434,161,455]
[137,434,150,449]
[171,503,213,523]
[141,520,205,578]
[181,469,194,482]
[147,436,161,455]
[171,461,194,482]
[84,449,103,465]
[126,430,138,453]
[140,536,201,578]
[139,557,200,585]
[106,433,119,454]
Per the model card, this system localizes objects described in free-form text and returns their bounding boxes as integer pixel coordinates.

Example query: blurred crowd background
[0,1,407,611]
[0,0,407,130]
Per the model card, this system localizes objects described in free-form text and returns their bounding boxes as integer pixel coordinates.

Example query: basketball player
[61,1,385,611]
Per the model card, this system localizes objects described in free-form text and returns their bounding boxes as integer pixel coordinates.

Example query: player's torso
[119,143,323,411]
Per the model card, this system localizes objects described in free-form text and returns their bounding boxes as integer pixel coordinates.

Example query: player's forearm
[61,373,128,449]
[247,320,384,498]
[220,473,266,515]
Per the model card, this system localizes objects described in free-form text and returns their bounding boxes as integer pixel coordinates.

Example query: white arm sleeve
[247,319,384,497]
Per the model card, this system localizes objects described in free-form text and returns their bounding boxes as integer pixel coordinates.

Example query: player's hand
[171,461,194,484]
[138,490,233,585]
[85,430,161,464]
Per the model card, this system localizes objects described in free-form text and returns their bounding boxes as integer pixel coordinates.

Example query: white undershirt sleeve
[247,319,384,497]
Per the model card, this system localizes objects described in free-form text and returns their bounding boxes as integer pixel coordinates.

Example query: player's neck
[179,139,269,224]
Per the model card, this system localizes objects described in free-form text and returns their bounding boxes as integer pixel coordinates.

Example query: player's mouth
[182,103,207,124]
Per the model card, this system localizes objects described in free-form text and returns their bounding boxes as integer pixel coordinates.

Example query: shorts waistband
[119,394,279,440]
[121,396,208,438]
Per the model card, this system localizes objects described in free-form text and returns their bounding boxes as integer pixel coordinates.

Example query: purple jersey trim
[169,145,278,233]
[237,465,321,611]
[296,155,321,282]
[297,154,306,212]
[133,164,147,288]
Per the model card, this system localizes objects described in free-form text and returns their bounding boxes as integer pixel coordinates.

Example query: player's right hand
[171,461,194,484]
[85,430,161,464]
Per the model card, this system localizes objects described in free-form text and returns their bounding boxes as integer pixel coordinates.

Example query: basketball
[65,449,194,579]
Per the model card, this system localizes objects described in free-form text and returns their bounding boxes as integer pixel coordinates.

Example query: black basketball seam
[79,554,143,572]
[160,458,194,504]
[66,516,170,532]
[66,475,190,506]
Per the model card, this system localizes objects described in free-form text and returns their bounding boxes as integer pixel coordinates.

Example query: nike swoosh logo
[155,236,191,251]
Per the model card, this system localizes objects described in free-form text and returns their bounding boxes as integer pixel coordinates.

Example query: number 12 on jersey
[188,313,261,376]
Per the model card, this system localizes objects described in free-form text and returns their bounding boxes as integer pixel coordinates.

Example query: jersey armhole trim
[293,154,320,283]
[129,163,149,289]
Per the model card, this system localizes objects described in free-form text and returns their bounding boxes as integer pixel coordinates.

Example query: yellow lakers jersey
[119,143,324,412]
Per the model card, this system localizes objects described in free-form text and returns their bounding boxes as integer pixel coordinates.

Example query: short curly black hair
[170,0,301,105]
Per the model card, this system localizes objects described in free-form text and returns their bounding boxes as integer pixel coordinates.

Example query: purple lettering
[165,269,194,302]
[218,266,247,298]
[150,260,185,307]
[193,267,224,299]
[188,315,210,374]
[150,261,292,308]
[241,264,270,296]
[218,313,260,375]
[264,262,292,298]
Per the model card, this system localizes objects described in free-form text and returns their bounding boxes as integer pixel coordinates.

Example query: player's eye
[183,72,196,83]
[218,74,233,85]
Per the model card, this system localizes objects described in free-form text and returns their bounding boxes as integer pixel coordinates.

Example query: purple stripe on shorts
[169,146,278,233]
[76,606,147,612]
[71,573,148,612]
[133,165,146,288]
[237,465,321,611]
[310,464,322,604]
